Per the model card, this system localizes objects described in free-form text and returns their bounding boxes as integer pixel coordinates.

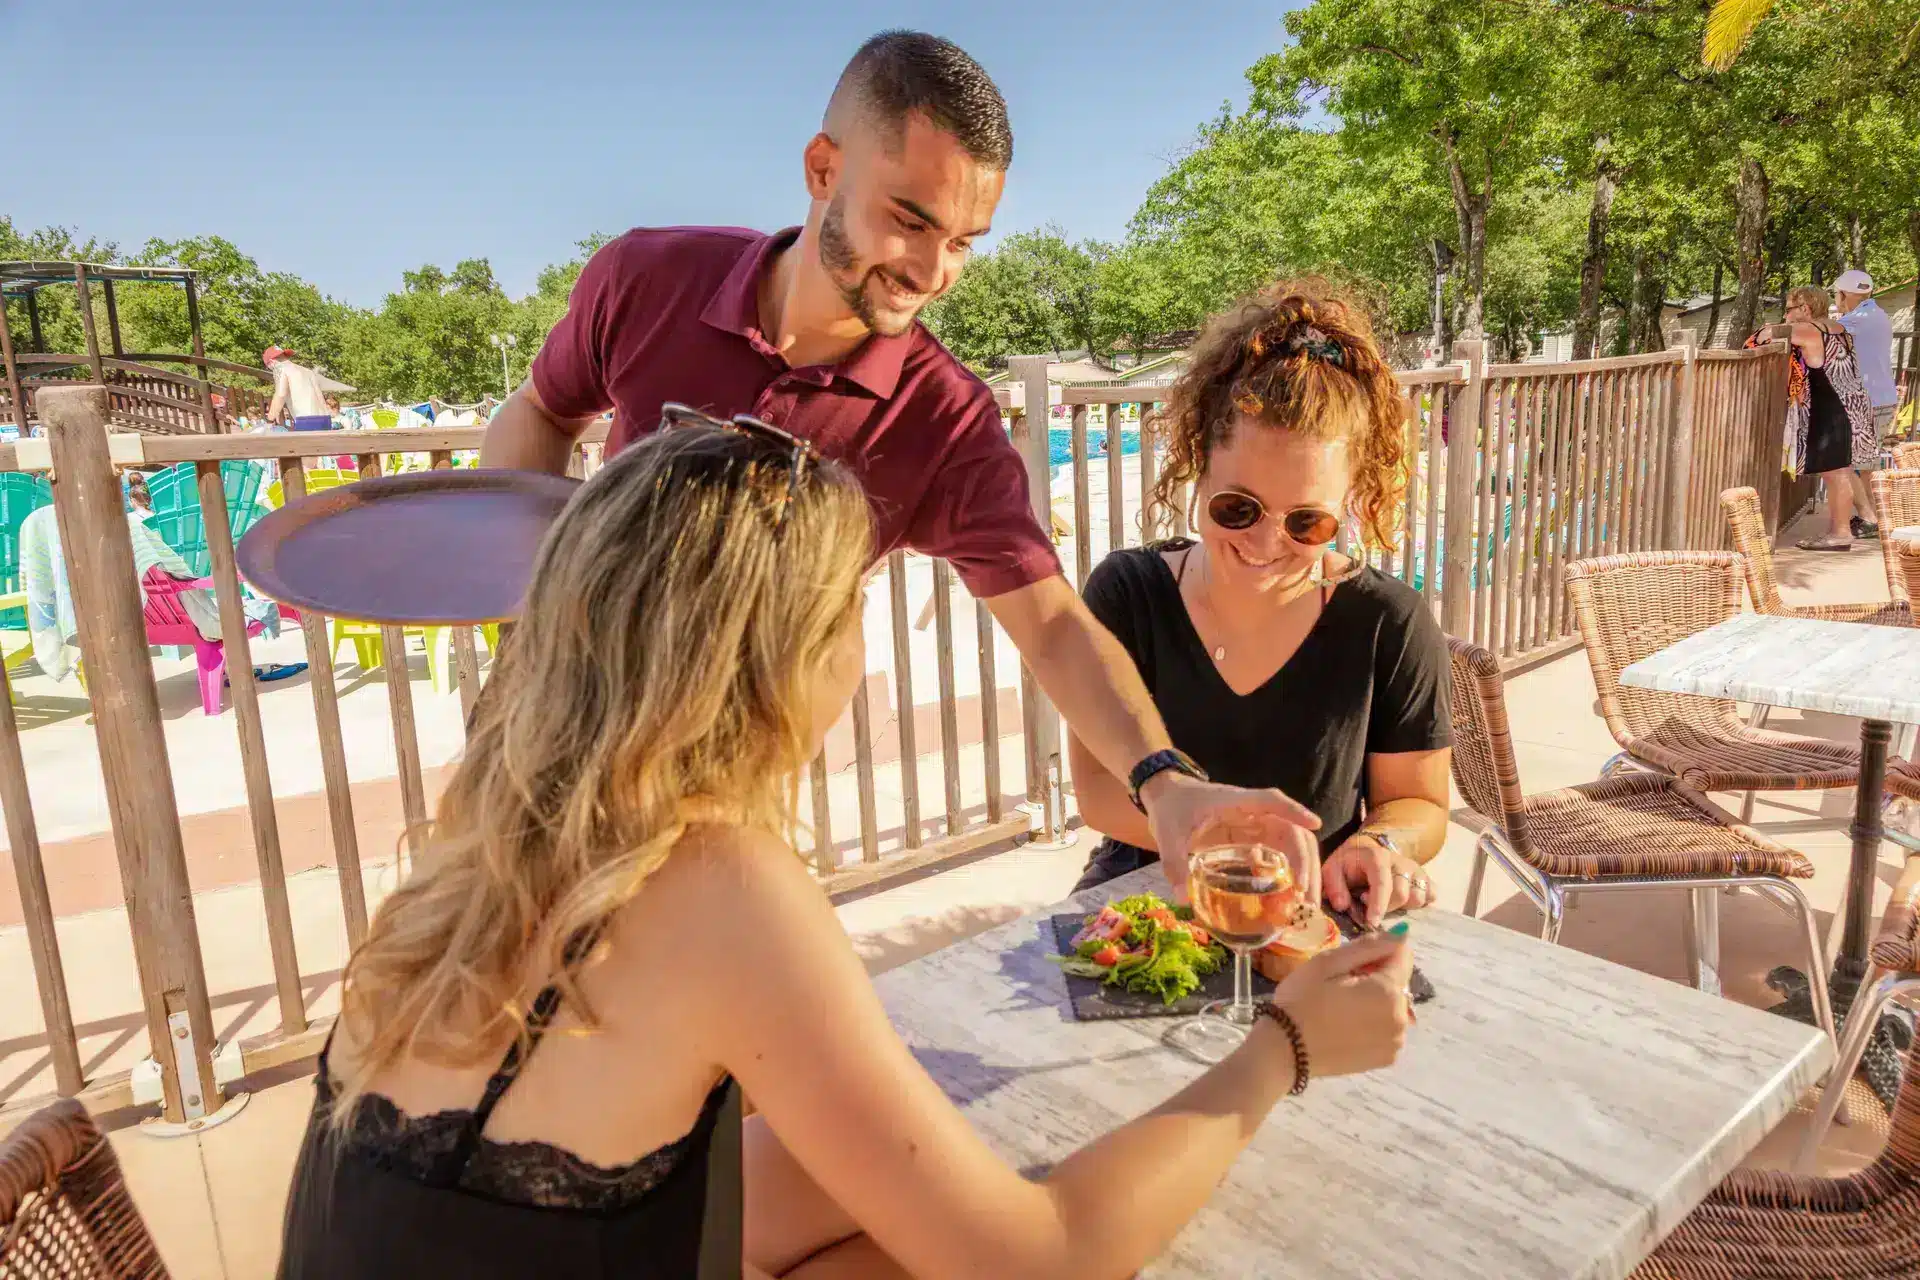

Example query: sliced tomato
[1186,924,1213,947]
[1145,908,1179,930]
[1091,944,1122,967]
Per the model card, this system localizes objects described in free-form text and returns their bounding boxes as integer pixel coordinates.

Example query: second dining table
[874,865,1829,1280]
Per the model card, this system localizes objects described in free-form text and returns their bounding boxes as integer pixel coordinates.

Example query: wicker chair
[0,1098,168,1278]
[1722,486,1910,625]
[1900,539,1920,608]
[1871,469,1920,607]
[1565,553,1920,826]
[1792,852,1920,1172]
[1894,440,1920,469]
[1448,636,1836,1043]
[1636,1044,1920,1278]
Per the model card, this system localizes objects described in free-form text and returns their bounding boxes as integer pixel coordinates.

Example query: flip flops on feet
[1796,535,1853,552]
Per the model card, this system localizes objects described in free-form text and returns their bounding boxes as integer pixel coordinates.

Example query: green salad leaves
[1055,892,1230,1005]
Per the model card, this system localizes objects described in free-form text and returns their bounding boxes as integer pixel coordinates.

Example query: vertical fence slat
[888,551,921,849]
[0,655,84,1095]
[976,597,1002,824]
[1548,375,1573,639]
[849,674,880,863]
[1139,413,1159,541]
[1107,402,1127,553]
[280,459,368,945]
[1490,379,1513,654]
[195,460,306,1036]
[43,386,219,1122]
[1579,370,1604,562]
[932,560,963,836]
[1441,342,1485,638]
[1516,375,1541,653]
[809,753,833,875]
[1423,386,1445,609]
[1070,404,1092,586]
[358,453,428,860]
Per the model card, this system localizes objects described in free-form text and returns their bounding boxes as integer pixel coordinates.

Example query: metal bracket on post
[132,1014,250,1138]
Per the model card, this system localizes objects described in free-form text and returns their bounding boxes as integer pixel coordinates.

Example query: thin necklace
[1189,547,1320,664]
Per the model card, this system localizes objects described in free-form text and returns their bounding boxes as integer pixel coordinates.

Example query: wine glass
[1172,843,1299,1064]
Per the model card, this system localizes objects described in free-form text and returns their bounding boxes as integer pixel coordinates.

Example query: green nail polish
[1385,920,1411,938]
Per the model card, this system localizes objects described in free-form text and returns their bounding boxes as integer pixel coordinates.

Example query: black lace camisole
[277,977,741,1279]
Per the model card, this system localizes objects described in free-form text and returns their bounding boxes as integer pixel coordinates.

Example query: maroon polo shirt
[531,225,1060,598]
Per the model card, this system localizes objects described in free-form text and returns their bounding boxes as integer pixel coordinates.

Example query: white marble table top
[1619,612,1920,723]
[875,867,1829,1280]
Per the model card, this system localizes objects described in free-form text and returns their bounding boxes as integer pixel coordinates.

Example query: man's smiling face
[808,111,1004,337]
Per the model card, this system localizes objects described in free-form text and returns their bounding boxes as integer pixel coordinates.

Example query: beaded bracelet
[1254,1002,1310,1096]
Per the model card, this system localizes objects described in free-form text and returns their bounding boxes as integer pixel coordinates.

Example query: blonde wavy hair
[329,426,873,1123]
[1149,278,1408,547]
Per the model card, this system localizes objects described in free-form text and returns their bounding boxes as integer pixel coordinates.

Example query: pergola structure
[0,261,273,435]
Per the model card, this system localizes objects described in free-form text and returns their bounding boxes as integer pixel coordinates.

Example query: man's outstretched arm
[479,380,597,474]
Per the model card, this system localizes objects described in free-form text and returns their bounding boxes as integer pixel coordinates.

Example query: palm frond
[1702,0,1776,70]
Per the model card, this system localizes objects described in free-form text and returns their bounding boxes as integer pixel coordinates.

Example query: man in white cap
[1835,269,1895,537]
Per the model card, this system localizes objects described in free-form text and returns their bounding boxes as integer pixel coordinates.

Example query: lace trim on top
[337,1080,722,1212]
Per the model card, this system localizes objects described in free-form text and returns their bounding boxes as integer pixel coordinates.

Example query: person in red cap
[264,346,334,431]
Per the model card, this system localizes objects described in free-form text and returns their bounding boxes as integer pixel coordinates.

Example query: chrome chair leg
[1795,971,1920,1172]
[1464,837,1491,919]
[1538,885,1566,944]
[1689,887,1722,996]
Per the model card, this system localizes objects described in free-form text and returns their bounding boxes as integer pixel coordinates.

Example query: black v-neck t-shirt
[1083,540,1451,861]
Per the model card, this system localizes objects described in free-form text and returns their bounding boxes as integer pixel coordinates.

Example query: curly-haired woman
[1068,280,1453,927]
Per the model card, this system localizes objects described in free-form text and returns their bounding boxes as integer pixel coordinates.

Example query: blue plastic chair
[144,460,271,578]
[0,473,53,638]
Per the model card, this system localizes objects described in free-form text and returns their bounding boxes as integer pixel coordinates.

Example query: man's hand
[1141,771,1321,905]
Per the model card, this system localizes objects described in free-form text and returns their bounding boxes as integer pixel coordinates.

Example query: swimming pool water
[1047,427,1142,468]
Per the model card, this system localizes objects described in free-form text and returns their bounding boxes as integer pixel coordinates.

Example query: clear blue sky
[7,0,1297,308]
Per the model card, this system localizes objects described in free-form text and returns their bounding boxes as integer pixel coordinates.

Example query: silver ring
[1393,871,1414,884]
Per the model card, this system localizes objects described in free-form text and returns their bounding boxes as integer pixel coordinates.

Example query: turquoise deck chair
[145,460,271,578]
[0,473,52,643]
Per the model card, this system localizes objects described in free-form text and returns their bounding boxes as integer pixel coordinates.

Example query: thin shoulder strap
[426,931,596,1189]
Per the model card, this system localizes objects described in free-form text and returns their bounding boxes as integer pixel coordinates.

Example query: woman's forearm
[1039,1022,1298,1278]
[1361,797,1447,864]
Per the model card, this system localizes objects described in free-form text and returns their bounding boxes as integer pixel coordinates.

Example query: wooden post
[357,454,429,848]
[0,291,27,431]
[281,459,368,945]
[0,655,84,1094]
[183,278,219,434]
[1441,339,1486,638]
[196,460,306,1035]
[1006,354,1064,840]
[42,386,220,1122]
[26,291,45,352]
[72,266,106,385]
[1663,331,1698,549]
[102,279,123,357]
[887,550,921,849]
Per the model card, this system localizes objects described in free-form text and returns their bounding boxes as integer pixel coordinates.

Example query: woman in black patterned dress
[1774,286,1880,550]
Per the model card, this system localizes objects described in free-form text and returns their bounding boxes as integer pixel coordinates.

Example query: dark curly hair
[1149,278,1407,548]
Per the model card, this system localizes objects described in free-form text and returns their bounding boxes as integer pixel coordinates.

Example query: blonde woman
[1766,286,1880,550]
[278,426,1413,1280]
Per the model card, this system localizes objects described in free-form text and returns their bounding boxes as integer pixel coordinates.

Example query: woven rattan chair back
[1445,637,1533,856]
[1720,487,1786,615]
[1898,541,1920,624]
[0,1099,169,1279]
[1871,468,1920,605]
[1894,441,1920,470]
[1565,553,1746,751]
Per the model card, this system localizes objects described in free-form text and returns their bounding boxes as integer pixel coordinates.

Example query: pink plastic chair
[139,567,262,716]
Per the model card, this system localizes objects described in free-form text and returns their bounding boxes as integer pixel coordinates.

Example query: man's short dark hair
[828,31,1013,170]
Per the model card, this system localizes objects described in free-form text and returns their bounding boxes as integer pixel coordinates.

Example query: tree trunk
[1850,213,1866,270]
[1906,210,1920,406]
[1440,129,1489,339]
[1705,262,1725,348]
[1625,248,1650,353]
[1726,157,1769,342]
[1573,147,1616,361]
[1636,261,1666,353]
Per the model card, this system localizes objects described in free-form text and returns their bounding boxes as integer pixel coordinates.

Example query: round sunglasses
[1204,490,1342,546]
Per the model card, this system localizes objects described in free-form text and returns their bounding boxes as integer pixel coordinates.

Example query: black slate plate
[1047,914,1274,1020]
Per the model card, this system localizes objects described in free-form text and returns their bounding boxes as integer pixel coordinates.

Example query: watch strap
[1126,749,1208,811]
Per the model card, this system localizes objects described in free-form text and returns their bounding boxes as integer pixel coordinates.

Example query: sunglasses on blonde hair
[1204,489,1343,545]
[659,402,817,534]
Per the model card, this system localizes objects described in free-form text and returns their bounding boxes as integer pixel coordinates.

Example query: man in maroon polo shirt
[481,31,1319,887]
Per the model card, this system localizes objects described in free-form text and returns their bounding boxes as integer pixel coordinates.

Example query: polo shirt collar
[700,226,910,400]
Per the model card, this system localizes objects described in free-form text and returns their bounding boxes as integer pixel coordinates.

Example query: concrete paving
[6,502,1917,1277]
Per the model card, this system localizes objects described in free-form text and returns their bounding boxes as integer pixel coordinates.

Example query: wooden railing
[2,352,273,434]
[0,334,1798,1128]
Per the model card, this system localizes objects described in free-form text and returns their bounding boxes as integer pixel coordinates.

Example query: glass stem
[1233,948,1252,1020]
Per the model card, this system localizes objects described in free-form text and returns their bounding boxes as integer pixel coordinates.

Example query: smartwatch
[1127,749,1208,811]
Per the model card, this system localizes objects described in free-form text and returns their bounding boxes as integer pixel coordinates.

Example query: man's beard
[819,196,923,337]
